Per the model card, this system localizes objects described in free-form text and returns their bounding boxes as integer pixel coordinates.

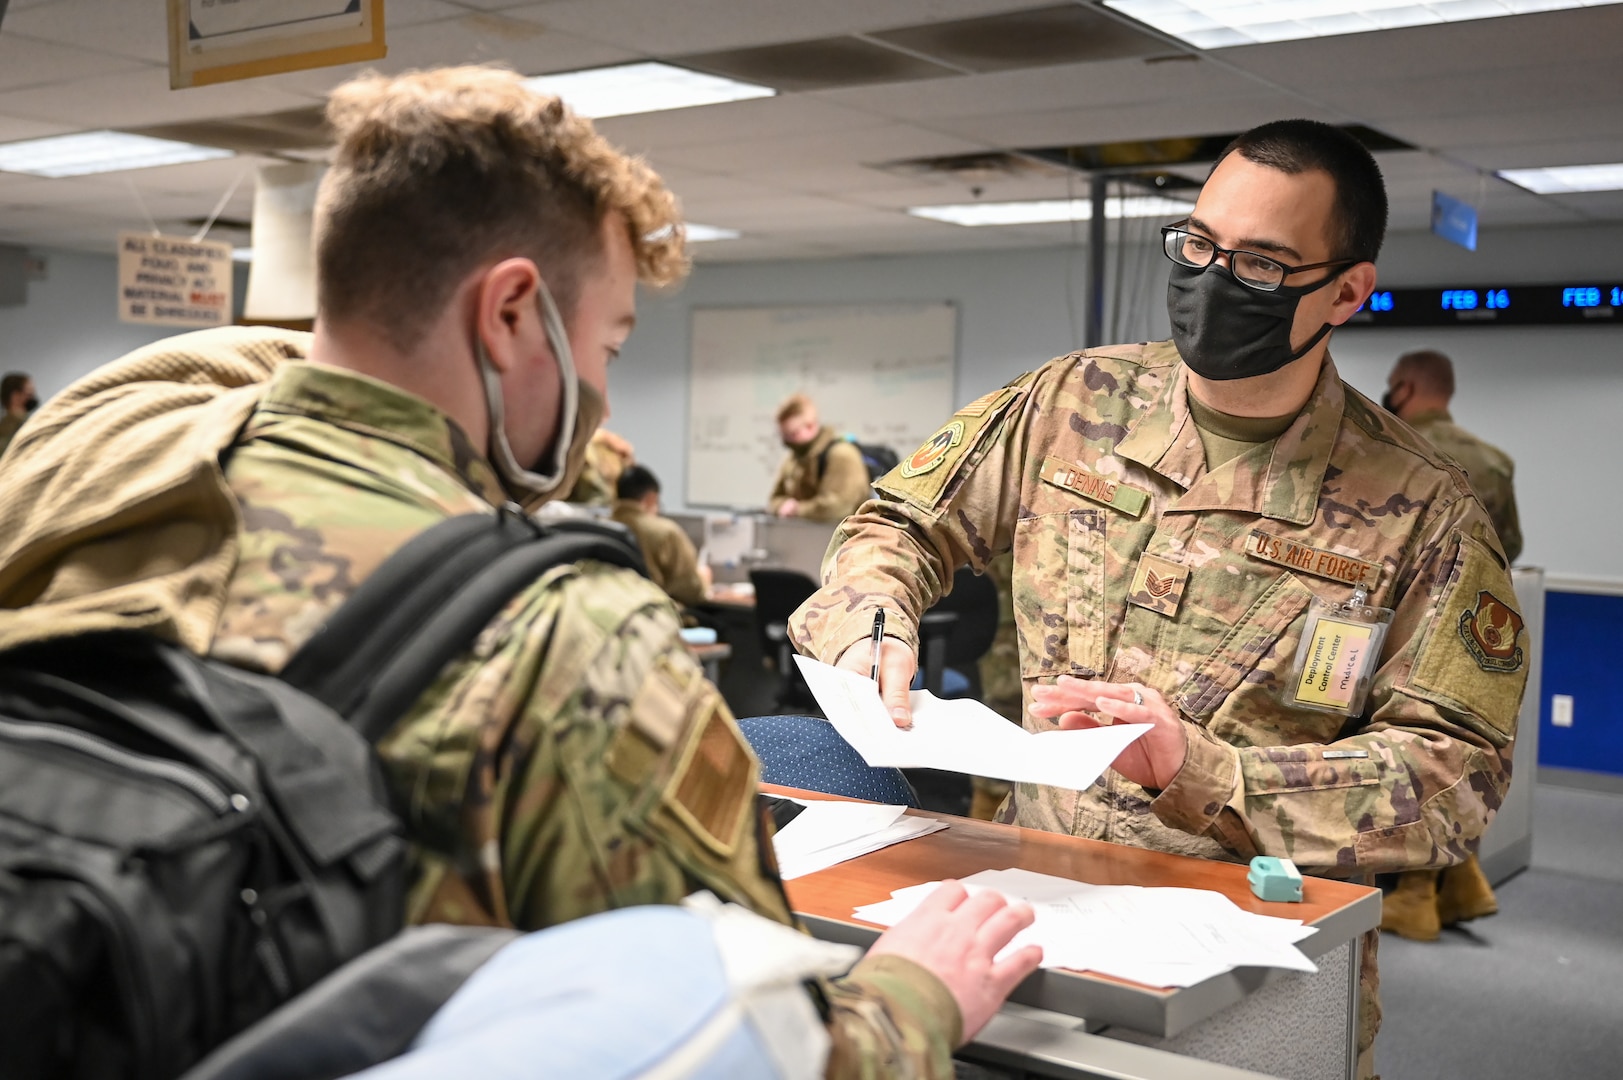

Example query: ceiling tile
[0,32,153,94]
[651,122,991,174]
[1,1,170,65]
[0,114,76,144]
[0,66,322,128]
[249,15,636,99]
[595,96,890,155]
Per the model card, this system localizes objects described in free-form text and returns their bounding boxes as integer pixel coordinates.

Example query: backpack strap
[281,511,647,744]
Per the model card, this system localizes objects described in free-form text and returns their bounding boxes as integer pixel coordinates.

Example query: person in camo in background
[564,426,635,505]
[769,392,872,523]
[0,371,38,461]
[610,463,712,608]
[1379,347,1522,942]
[791,119,1528,1076]
[0,66,1043,1079]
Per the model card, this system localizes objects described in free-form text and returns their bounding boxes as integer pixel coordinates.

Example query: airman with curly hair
[0,65,1037,1078]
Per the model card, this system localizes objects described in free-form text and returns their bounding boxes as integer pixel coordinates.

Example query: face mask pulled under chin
[1166,262,1335,382]
[476,281,603,512]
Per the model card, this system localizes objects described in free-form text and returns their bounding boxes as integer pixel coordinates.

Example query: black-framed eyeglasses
[1160,220,1357,293]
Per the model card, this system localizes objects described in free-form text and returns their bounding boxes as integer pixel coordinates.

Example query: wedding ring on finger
[1131,688,1144,707]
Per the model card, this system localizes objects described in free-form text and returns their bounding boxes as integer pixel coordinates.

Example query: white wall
[614,222,1623,580]
[0,247,252,397]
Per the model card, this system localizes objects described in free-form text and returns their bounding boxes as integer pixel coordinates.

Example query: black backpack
[0,510,645,1080]
[819,436,901,485]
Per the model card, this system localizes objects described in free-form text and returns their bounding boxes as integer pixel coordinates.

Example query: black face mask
[1379,384,1406,414]
[24,396,38,413]
[1166,263,1338,382]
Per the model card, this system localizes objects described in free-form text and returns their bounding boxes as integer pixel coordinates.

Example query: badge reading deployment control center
[1288,592,1393,716]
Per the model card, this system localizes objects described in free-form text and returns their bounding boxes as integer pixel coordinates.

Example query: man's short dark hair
[1213,119,1388,264]
[617,463,660,502]
[1,373,29,408]
[1394,349,1455,399]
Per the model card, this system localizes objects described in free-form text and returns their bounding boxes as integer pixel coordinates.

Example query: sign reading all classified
[118,232,233,328]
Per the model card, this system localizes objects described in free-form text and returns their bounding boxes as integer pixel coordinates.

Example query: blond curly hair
[316,65,688,350]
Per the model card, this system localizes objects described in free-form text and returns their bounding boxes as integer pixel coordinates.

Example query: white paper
[851,867,1318,988]
[772,800,948,881]
[792,655,1150,790]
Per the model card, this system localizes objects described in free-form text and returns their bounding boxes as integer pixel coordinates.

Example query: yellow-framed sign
[167,0,386,90]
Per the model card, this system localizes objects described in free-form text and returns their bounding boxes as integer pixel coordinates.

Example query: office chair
[908,566,1003,816]
[738,714,918,807]
[920,565,1002,700]
[748,568,820,709]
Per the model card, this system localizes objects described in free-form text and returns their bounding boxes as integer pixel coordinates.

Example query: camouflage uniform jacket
[793,341,1525,878]
[769,426,871,523]
[0,333,962,1080]
[1406,408,1522,564]
[610,499,709,607]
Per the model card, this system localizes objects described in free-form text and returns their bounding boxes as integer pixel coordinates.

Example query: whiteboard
[686,303,957,510]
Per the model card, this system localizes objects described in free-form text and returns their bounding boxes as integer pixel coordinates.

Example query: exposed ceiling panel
[505,0,1049,57]
[676,37,962,92]
[869,4,1170,71]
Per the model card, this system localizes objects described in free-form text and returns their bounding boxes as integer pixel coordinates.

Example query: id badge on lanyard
[1288,587,1393,717]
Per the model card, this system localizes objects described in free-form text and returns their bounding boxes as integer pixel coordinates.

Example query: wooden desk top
[766,784,1381,1037]
[685,641,733,662]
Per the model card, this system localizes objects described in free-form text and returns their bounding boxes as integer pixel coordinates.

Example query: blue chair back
[738,714,918,807]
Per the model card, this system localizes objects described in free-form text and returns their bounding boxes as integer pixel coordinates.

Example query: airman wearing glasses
[789,119,1526,1075]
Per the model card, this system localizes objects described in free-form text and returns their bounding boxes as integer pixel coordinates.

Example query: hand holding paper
[793,655,1149,790]
[1029,675,1191,791]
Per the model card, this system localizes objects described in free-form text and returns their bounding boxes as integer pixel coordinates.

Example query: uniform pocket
[1177,571,1317,722]
[1244,748,1381,795]
[1014,508,1106,677]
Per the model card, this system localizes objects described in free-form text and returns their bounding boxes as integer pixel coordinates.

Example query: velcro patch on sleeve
[663,698,757,859]
[875,382,1027,514]
[1405,535,1527,746]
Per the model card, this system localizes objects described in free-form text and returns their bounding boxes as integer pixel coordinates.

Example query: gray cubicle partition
[1477,566,1543,885]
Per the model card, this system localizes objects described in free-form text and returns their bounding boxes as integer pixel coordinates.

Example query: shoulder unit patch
[1459,590,1525,673]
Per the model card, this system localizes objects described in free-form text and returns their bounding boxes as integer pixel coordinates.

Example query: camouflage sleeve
[768,454,793,513]
[655,523,709,608]
[798,441,871,523]
[821,955,961,1080]
[382,561,962,1075]
[1485,466,1522,565]
[791,378,1035,664]
[1152,497,1525,875]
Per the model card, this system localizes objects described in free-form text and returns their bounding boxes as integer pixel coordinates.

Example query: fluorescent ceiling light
[909,195,1194,227]
[1498,162,1623,194]
[0,130,233,178]
[685,223,741,242]
[1104,1,1623,49]
[523,62,774,119]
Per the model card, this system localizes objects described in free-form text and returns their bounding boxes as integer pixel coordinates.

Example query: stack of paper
[852,867,1318,988]
[792,656,1149,790]
[772,799,948,880]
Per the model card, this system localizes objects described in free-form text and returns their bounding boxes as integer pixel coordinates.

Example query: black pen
[869,608,886,682]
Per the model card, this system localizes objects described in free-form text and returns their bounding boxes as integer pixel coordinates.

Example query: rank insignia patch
[1459,590,1525,672]
[1128,553,1189,617]
[900,420,965,478]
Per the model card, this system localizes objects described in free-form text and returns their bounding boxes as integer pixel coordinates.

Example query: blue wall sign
[1431,190,1479,252]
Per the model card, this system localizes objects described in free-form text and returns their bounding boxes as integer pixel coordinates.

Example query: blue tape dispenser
[1247,856,1303,903]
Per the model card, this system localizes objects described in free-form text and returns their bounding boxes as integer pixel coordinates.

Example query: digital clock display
[1345,284,1622,327]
